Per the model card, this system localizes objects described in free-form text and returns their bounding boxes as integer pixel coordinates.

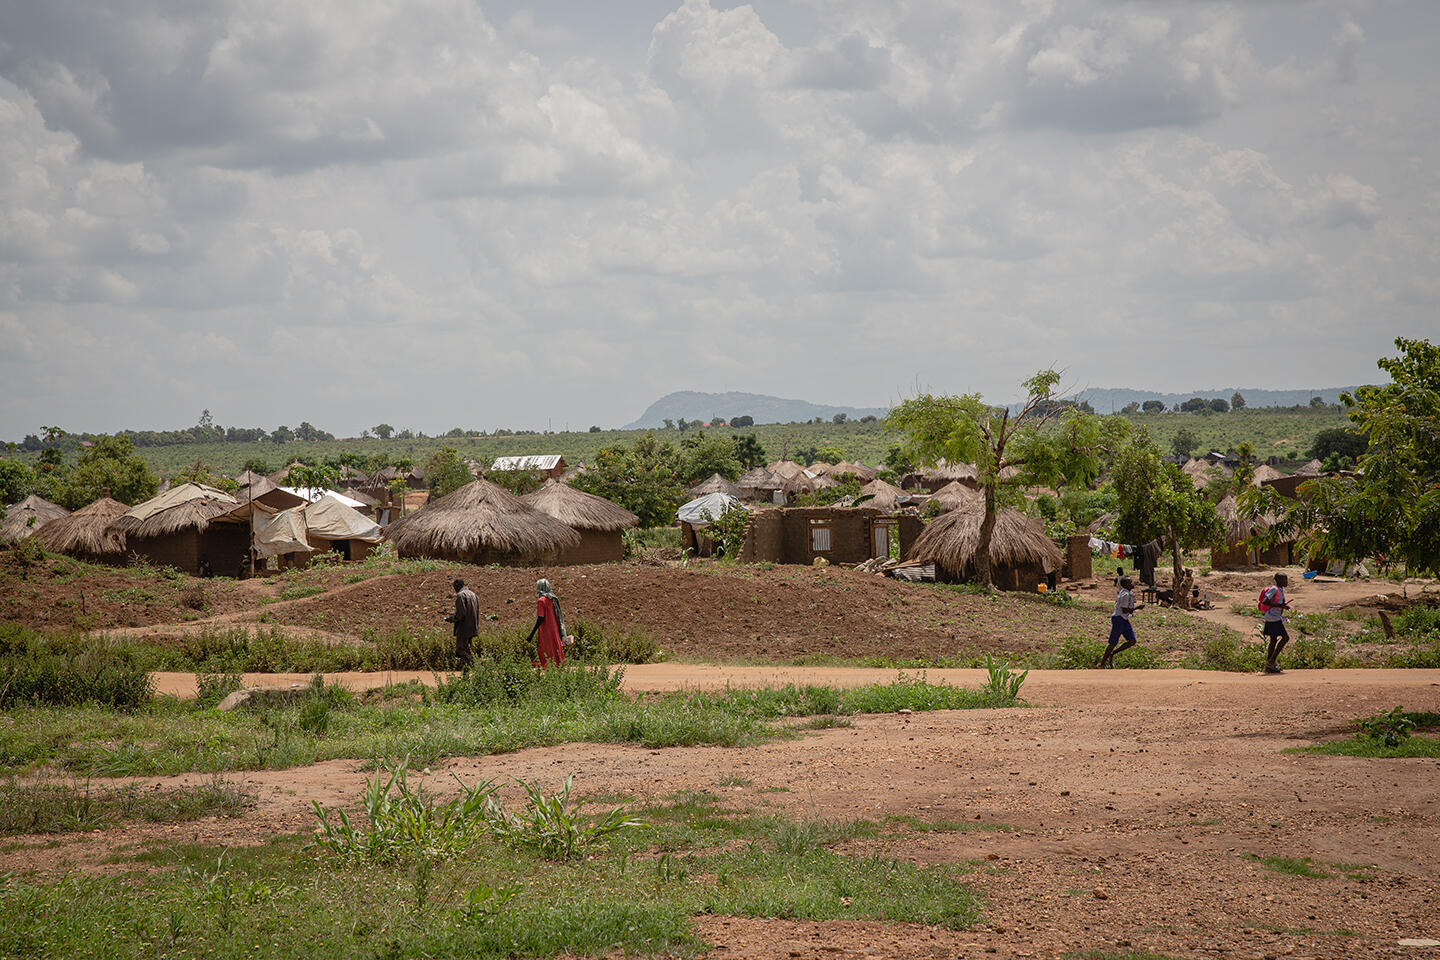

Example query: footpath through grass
[0,777,984,959]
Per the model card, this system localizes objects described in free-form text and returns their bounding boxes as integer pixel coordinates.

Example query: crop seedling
[488,774,644,860]
[1359,706,1416,746]
[982,655,1028,704]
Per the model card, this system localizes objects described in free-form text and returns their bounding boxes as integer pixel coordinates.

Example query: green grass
[1293,733,1440,758]
[0,776,252,836]
[0,670,1022,777]
[0,777,984,959]
[1241,852,1332,878]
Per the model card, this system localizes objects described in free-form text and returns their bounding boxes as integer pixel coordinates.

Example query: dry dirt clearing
[13,668,1440,960]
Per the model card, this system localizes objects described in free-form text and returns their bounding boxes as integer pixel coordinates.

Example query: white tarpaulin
[121,483,237,523]
[253,507,314,558]
[304,494,382,543]
[676,493,743,527]
[279,486,368,508]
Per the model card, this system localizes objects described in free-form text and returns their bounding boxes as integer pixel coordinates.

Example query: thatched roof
[807,462,836,476]
[34,497,128,557]
[1251,464,1284,485]
[522,480,638,533]
[690,473,744,499]
[766,460,808,481]
[782,473,816,497]
[1296,459,1323,477]
[1216,494,1278,543]
[2,495,71,541]
[907,503,1062,577]
[927,459,978,482]
[385,479,579,561]
[831,460,877,481]
[233,469,268,487]
[929,480,981,512]
[736,467,785,491]
[109,484,241,539]
[810,473,840,490]
[858,478,906,512]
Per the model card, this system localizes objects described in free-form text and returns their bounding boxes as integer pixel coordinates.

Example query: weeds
[0,775,253,835]
[0,625,153,709]
[982,655,1028,703]
[1358,705,1416,746]
[487,775,644,860]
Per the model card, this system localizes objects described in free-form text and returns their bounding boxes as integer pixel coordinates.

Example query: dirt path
[12,668,1440,958]
[1187,565,1438,637]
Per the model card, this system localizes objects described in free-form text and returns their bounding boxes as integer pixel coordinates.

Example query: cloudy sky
[1,0,1435,438]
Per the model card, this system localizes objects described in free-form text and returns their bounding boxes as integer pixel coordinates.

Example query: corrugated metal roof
[491,454,563,471]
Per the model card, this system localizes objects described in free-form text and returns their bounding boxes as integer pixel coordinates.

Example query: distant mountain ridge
[624,392,889,429]
[625,385,1371,429]
[1067,385,1368,413]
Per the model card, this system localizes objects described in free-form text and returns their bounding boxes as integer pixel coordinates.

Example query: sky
[1,0,1436,439]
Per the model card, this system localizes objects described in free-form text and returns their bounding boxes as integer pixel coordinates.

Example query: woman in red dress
[525,578,566,668]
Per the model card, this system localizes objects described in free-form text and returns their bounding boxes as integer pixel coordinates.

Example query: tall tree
[63,435,160,507]
[1111,431,1222,592]
[888,370,1128,587]
[1170,427,1200,460]
[1230,392,1246,410]
[1246,337,1440,576]
[573,433,687,528]
[423,447,474,499]
[732,434,767,471]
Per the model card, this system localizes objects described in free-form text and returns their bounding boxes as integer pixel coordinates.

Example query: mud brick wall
[131,526,249,576]
[558,529,624,565]
[742,510,784,563]
[1066,535,1092,580]
[778,507,880,565]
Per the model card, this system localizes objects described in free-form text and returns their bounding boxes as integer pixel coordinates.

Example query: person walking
[444,578,480,668]
[1097,576,1141,668]
[1261,572,1292,674]
[524,578,566,668]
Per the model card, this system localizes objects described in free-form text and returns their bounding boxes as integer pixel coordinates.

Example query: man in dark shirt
[444,578,480,668]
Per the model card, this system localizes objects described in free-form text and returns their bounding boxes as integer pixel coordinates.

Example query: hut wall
[679,521,716,558]
[557,528,624,565]
[898,515,924,560]
[778,507,876,565]
[310,537,380,563]
[1256,541,1293,567]
[749,511,784,563]
[1066,535,1093,580]
[1210,542,1254,570]
[130,525,249,577]
[1263,476,1308,500]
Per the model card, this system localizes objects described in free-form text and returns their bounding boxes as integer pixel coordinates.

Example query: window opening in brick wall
[809,519,832,552]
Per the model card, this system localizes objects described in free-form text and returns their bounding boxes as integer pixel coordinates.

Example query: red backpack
[1258,586,1278,613]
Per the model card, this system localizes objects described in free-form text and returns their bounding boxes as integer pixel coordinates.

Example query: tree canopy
[573,433,687,528]
[1110,430,1222,587]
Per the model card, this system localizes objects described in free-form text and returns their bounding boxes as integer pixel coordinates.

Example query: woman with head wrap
[525,578,566,668]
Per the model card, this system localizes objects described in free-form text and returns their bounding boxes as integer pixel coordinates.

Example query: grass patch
[278,584,327,602]
[0,775,252,836]
[885,813,1014,834]
[1294,733,1440,759]
[0,769,983,958]
[1241,852,1332,878]
[0,624,153,709]
[0,670,1021,777]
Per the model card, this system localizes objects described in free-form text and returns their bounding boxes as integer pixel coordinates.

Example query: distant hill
[1066,385,1369,413]
[624,392,890,429]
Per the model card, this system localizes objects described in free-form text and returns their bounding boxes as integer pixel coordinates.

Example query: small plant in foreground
[488,774,644,860]
[982,655,1028,704]
[1359,706,1416,746]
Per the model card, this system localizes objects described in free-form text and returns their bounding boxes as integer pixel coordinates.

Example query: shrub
[434,659,626,709]
[564,619,659,664]
[0,625,153,709]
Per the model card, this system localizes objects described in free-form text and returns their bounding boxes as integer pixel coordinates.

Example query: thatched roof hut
[385,479,579,564]
[1296,459,1323,477]
[929,460,978,484]
[807,462,836,476]
[33,496,128,558]
[831,460,877,481]
[858,478,906,512]
[233,469,268,488]
[523,480,638,533]
[810,473,840,490]
[738,467,787,501]
[110,484,241,539]
[690,473,744,499]
[107,484,248,575]
[1211,495,1292,569]
[766,460,808,481]
[929,480,981,513]
[907,503,1062,590]
[1,494,70,541]
[1250,464,1284,485]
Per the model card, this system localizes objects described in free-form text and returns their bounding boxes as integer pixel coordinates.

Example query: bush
[1393,605,1440,639]
[564,619,659,664]
[434,659,626,709]
[0,625,153,709]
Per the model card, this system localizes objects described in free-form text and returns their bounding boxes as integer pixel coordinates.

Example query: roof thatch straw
[690,473,744,499]
[927,459,978,482]
[807,462,836,476]
[233,469,267,487]
[782,473,816,497]
[736,467,784,491]
[33,496,129,557]
[522,480,638,532]
[858,478,906,512]
[766,460,808,481]
[1251,464,1284,485]
[109,484,242,539]
[810,473,840,490]
[907,503,1062,578]
[1296,459,1322,477]
[385,479,579,562]
[2,495,71,541]
[929,480,981,512]
[1215,494,1278,543]
[831,460,877,481]
[1088,511,1116,534]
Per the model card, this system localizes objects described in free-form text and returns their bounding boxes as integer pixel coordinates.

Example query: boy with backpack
[1260,573,1291,674]
[1098,576,1141,668]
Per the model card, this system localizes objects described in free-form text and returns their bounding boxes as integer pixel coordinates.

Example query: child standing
[1261,573,1291,674]
[1098,576,1141,668]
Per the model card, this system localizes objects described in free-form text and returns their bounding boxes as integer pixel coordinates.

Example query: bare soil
[8,668,1439,959]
